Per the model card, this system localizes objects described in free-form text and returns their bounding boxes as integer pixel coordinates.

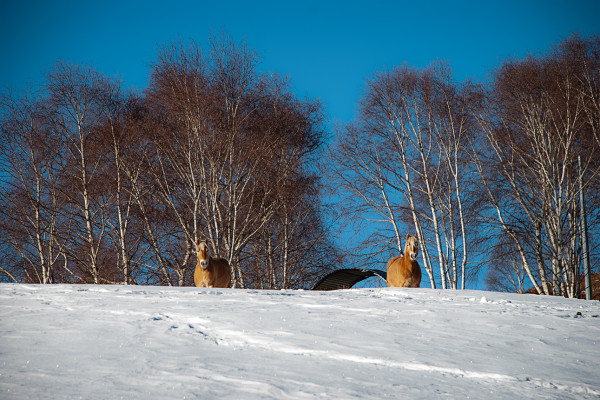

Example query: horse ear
[414,233,418,241]
[406,234,410,240]
[196,238,201,247]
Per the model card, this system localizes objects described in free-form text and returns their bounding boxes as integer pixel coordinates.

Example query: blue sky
[1,0,599,125]
[1,0,599,288]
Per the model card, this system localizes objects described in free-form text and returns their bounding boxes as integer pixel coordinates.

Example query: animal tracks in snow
[2,284,599,399]
[148,309,585,395]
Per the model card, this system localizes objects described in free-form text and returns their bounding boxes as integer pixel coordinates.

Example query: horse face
[406,234,419,261]
[197,239,209,270]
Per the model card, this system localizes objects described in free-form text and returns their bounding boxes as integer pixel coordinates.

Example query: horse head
[405,234,419,261]
[197,238,210,270]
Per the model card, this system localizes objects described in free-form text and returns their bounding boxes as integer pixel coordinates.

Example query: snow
[1,284,599,399]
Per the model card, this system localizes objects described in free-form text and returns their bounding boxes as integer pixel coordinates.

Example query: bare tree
[0,89,66,283]
[0,35,338,288]
[330,63,479,289]
[473,34,600,297]
[485,238,528,293]
[142,38,266,286]
[44,62,120,283]
[97,93,147,284]
[142,35,329,287]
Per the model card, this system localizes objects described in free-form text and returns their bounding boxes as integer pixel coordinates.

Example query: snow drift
[1,284,599,399]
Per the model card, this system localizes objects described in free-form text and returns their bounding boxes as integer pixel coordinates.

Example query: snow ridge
[1,284,599,399]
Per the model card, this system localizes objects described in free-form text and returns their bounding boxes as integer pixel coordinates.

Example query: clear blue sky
[1,0,599,125]
[1,0,599,288]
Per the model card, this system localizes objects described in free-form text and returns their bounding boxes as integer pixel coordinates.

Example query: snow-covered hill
[1,284,599,399]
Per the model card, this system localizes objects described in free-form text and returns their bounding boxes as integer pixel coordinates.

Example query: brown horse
[387,234,422,288]
[194,239,232,288]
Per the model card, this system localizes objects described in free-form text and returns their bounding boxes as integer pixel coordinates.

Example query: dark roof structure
[312,268,387,291]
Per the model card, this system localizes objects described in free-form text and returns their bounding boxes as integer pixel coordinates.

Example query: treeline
[0,35,340,288]
[329,34,600,297]
[2,34,599,296]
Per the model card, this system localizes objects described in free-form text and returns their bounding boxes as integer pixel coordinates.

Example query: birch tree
[44,63,118,283]
[474,34,600,297]
[143,36,328,287]
[331,64,477,289]
[0,89,66,283]
[98,94,146,284]
[0,36,334,288]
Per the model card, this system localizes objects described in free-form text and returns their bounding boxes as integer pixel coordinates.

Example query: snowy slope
[1,284,599,399]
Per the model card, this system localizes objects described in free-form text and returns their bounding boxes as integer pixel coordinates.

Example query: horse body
[194,239,231,288]
[387,234,422,288]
